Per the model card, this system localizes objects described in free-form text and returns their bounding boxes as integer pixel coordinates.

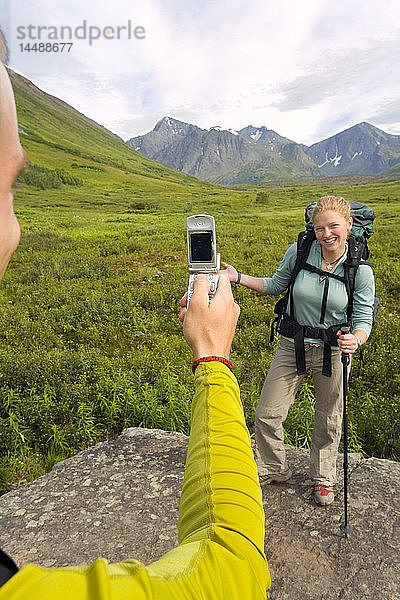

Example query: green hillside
[10,69,205,184]
[0,70,398,493]
[9,68,244,216]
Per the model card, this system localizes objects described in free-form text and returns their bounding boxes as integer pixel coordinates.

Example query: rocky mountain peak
[239,125,292,145]
[153,116,192,136]
[305,120,400,176]
[126,118,321,184]
[209,125,240,136]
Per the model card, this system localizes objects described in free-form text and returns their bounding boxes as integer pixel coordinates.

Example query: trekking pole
[339,326,353,536]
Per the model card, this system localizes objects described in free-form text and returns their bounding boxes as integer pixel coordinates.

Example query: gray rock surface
[0,428,399,599]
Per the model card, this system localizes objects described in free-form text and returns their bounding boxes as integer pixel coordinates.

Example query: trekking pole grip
[340,326,350,365]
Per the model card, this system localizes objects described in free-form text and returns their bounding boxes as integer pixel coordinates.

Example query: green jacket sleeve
[0,363,270,600]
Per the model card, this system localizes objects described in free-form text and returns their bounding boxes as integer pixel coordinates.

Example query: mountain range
[127,118,400,185]
[10,65,400,190]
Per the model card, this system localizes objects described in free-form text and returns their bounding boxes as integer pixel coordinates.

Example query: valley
[0,68,398,493]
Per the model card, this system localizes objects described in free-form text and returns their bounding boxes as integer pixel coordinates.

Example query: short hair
[309,196,351,222]
[0,29,9,64]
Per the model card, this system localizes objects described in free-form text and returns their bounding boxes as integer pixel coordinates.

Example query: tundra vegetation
[0,71,398,493]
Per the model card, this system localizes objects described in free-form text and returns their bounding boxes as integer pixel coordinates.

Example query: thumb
[214,271,232,297]
[190,274,210,305]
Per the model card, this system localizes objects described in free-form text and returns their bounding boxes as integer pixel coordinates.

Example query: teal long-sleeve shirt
[263,240,375,340]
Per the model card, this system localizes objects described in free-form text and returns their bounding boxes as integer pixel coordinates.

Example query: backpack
[270,200,379,377]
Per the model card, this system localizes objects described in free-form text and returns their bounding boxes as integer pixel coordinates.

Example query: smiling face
[313,210,353,256]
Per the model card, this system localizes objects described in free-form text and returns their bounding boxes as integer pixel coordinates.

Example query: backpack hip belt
[277,312,346,377]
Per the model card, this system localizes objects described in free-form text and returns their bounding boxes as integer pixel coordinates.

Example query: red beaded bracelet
[192,356,234,374]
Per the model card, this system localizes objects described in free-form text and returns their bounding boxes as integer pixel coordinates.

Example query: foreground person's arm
[0,274,270,599]
[173,273,270,596]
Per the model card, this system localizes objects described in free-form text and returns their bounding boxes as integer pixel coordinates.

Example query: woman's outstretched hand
[220,261,238,283]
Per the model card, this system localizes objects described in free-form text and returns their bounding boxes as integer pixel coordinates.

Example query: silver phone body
[186,214,220,305]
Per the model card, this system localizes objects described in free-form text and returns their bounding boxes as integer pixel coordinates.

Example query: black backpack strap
[302,262,346,283]
[292,231,315,282]
[295,334,331,376]
[278,313,345,377]
[320,278,330,325]
[322,343,332,377]
[345,264,357,322]
[287,231,315,321]
[270,231,315,343]
[343,236,370,323]
[0,549,18,587]
[270,295,287,342]
[301,262,346,326]
[293,324,306,375]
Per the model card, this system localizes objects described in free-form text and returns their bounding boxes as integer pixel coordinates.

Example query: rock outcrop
[0,428,399,599]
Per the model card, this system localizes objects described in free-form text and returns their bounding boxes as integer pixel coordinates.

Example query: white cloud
[3,0,400,145]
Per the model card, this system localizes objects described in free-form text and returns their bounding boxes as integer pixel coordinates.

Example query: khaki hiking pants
[255,336,350,486]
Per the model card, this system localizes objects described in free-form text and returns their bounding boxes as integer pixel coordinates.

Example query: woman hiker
[222,196,375,506]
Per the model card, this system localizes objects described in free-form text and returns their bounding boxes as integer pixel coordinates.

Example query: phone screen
[190,231,213,262]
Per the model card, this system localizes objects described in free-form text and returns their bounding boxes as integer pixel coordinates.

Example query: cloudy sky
[2,0,400,145]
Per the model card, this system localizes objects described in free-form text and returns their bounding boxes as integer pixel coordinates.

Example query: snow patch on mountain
[318,150,342,168]
[250,130,262,141]
[209,126,238,136]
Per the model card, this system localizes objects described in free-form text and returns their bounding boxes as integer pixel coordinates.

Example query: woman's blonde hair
[308,196,351,222]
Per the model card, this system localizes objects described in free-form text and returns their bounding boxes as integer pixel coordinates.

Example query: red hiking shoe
[314,483,334,506]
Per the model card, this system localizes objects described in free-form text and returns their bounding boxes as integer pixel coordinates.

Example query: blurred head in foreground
[0,29,9,65]
[0,29,28,279]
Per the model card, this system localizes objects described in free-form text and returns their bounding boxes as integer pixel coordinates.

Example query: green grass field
[0,70,399,493]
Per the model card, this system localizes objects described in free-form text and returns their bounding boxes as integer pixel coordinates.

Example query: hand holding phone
[179,273,240,360]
